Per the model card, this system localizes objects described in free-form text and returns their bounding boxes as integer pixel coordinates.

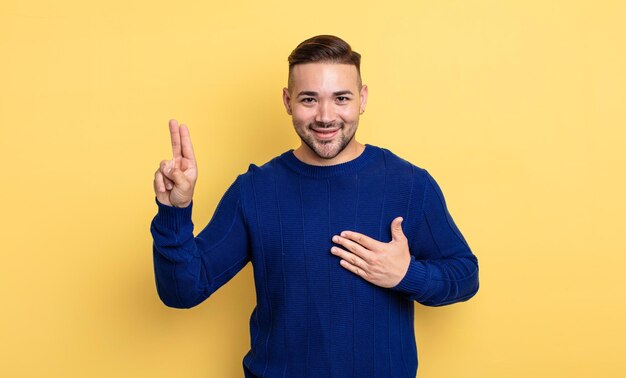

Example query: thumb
[390,217,406,242]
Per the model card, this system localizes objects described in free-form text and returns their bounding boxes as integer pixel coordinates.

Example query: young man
[151,35,479,378]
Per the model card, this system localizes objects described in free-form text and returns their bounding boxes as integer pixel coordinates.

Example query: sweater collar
[279,144,381,178]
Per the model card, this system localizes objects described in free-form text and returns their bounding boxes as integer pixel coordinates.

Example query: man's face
[283,62,368,164]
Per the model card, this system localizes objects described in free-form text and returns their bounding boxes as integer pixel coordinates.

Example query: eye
[301,97,316,103]
[336,96,350,102]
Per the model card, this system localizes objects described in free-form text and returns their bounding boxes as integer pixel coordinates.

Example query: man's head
[283,35,368,165]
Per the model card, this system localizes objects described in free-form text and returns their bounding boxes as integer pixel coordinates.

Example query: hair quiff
[287,35,362,90]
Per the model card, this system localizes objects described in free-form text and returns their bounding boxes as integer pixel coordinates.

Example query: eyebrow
[297,90,354,97]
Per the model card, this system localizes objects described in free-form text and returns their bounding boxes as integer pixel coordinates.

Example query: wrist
[174,201,192,208]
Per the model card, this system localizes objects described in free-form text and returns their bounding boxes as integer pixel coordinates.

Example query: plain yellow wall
[1,0,625,377]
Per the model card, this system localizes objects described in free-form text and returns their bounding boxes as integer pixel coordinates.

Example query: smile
[311,127,340,139]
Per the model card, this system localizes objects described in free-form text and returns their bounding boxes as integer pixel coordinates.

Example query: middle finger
[330,246,368,270]
[332,235,372,263]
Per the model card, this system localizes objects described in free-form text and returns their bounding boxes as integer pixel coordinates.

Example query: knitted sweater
[150,144,479,378]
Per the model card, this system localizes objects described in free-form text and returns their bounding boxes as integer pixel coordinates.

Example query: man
[151,35,479,378]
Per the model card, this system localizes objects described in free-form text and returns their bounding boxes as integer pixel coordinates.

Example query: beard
[296,121,357,160]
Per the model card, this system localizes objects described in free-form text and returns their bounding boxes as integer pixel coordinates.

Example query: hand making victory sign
[153,119,198,208]
[330,217,412,288]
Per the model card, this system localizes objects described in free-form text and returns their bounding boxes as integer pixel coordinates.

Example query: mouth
[311,126,340,140]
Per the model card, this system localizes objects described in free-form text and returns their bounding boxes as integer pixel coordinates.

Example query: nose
[315,100,336,125]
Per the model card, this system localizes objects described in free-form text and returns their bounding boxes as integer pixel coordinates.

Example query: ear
[359,84,368,114]
[282,87,292,115]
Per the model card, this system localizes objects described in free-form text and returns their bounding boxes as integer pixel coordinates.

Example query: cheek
[337,107,360,123]
[292,107,316,124]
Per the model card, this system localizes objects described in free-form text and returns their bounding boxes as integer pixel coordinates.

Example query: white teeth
[313,129,338,133]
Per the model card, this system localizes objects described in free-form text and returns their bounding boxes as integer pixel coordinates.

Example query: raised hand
[153,119,198,208]
[330,217,412,288]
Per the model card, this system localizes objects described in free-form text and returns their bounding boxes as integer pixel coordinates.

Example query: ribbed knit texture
[150,144,479,378]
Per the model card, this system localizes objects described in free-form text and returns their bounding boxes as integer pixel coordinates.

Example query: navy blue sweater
[150,144,479,377]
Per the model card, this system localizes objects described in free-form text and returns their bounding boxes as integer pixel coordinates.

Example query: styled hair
[287,35,362,90]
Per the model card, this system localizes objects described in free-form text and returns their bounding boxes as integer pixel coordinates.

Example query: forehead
[290,63,359,92]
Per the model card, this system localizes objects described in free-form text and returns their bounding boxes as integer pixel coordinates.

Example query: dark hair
[287,35,362,89]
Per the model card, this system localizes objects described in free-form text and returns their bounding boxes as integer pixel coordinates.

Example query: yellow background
[1,0,625,377]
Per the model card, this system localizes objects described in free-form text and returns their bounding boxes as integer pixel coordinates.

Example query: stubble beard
[297,121,357,160]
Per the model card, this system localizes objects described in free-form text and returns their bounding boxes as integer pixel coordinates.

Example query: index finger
[339,231,385,252]
[169,119,182,159]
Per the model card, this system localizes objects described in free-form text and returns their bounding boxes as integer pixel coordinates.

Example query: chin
[295,123,356,161]
[312,140,346,160]
[315,150,341,160]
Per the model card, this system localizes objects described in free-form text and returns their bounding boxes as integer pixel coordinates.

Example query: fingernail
[332,236,339,242]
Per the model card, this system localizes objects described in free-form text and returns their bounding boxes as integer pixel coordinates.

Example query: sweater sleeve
[149,175,251,309]
[391,170,480,307]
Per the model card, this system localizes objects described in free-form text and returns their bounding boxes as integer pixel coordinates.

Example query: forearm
[150,199,209,308]
[393,253,479,306]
